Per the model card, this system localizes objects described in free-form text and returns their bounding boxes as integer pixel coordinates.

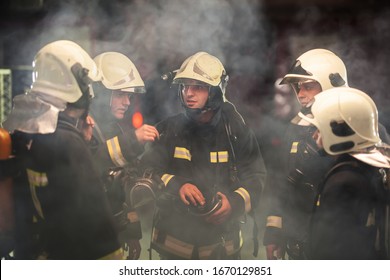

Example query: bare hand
[126,239,141,260]
[265,244,284,260]
[135,124,160,144]
[80,115,95,142]
[205,192,231,225]
[179,183,205,206]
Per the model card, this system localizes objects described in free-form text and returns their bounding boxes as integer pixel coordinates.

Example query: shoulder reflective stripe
[98,248,124,260]
[152,228,194,259]
[210,151,229,163]
[161,174,174,186]
[174,147,191,161]
[290,142,298,153]
[106,136,128,167]
[127,211,139,223]
[234,187,251,213]
[26,169,48,219]
[266,216,282,228]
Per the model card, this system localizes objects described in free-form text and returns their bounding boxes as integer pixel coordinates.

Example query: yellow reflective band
[98,248,124,260]
[174,147,191,161]
[290,142,298,153]
[210,151,229,163]
[27,168,48,187]
[127,211,139,223]
[161,174,174,186]
[266,216,282,228]
[234,187,251,213]
[210,152,217,163]
[218,151,228,163]
[316,195,321,206]
[107,136,128,167]
[27,169,48,219]
[152,229,194,259]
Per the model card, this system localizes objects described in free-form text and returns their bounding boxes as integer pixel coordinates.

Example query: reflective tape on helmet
[106,136,128,167]
[234,187,251,213]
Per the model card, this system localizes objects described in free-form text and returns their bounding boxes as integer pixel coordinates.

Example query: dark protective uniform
[264,109,390,259]
[263,111,334,259]
[13,113,121,259]
[90,104,143,250]
[310,154,388,259]
[140,102,267,259]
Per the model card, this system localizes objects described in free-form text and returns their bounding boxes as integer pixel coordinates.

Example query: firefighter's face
[110,91,132,119]
[292,80,322,107]
[181,81,210,109]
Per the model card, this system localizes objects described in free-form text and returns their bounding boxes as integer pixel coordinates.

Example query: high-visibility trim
[152,229,194,259]
[316,195,321,206]
[210,151,229,163]
[153,228,242,259]
[210,152,218,163]
[234,187,251,213]
[290,142,298,153]
[26,168,48,219]
[218,151,228,163]
[174,147,191,161]
[266,216,282,228]
[127,211,139,223]
[98,248,124,260]
[161,174,174,186]
[106,136,128,167]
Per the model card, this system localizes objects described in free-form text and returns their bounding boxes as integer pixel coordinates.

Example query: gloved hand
[124,239,141,260]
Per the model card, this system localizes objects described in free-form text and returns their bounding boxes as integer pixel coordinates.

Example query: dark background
[1,0,389,259]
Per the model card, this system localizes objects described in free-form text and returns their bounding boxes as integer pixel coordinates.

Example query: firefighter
[263,48,390,260]
[2,40,123,259]
[299,87,389,259]
[89,52,159,259]
[139,51,267,259]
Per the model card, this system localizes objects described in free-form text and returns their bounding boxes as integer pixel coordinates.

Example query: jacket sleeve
[92,123,144,173]
[226,119,267,219]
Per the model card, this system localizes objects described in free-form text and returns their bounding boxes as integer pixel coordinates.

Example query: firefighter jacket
[309,154,388,259]
[89,111,143,240]
[13,113,121,259]
[140,101,266,259]
[264,110,389,258]
[263,114,333,257]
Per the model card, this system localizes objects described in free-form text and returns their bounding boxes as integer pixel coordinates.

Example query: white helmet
[299,87,380,155]
[172,51,228,97]
[93,52,146,93]
[30,40,101,103]
[280,48,348,91]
